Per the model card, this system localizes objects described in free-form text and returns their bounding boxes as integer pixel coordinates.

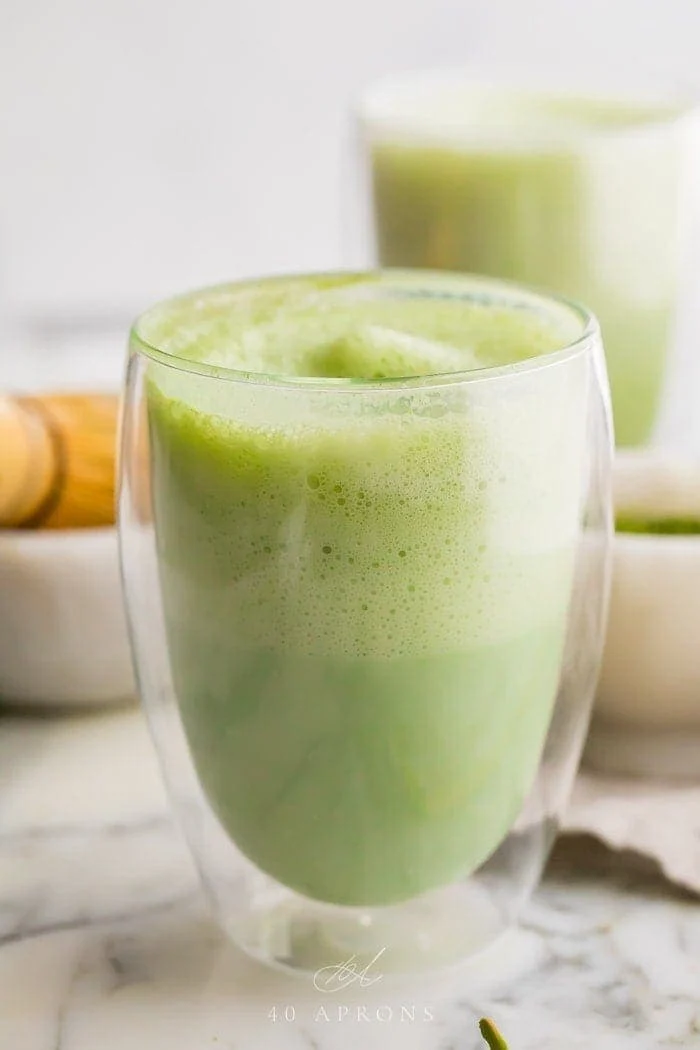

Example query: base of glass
[216,875,508,978]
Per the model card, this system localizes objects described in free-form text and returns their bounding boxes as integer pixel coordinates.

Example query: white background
[1,0,699,442]
[2,0,700,313]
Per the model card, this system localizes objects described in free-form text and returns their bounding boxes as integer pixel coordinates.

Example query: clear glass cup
[119,270,612,976]
[356,71,700,448]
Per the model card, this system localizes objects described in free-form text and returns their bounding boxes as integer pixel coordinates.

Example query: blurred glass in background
[357,68,699,447]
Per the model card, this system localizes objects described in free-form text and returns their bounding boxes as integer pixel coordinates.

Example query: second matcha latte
[366,86,689,446]
[140,273,589,907]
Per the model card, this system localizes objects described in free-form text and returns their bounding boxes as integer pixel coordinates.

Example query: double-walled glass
[119,271,612,976]
[357,72,699,447]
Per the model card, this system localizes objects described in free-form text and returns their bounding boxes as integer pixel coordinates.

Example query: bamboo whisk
[0,393,120,529]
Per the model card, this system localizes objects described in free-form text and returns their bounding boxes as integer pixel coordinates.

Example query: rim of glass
[357,67,699,141]
[130,270,599,390]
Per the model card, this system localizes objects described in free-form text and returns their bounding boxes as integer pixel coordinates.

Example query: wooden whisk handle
[0,396,65,528]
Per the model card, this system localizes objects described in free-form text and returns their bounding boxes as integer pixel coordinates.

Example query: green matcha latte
[137,272,592,907]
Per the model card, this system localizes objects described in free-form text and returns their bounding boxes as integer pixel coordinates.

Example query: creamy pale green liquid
[370,92,686,446]
[144,273,584,906]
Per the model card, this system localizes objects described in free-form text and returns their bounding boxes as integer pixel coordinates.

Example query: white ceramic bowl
[0,527,135,707]
[585,452,700,778]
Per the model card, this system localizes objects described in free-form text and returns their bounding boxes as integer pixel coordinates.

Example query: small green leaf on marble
[479,1017,509,1050]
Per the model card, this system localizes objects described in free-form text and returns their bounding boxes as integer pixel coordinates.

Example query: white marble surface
[0,706,699,1050]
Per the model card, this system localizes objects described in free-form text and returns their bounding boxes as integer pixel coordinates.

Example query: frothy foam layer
[150,393,583,659]
[146,273,588,658]
[362,79,690,148]
[136,272,579,380]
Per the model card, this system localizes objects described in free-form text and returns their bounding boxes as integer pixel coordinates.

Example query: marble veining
[0,707,698,1049]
